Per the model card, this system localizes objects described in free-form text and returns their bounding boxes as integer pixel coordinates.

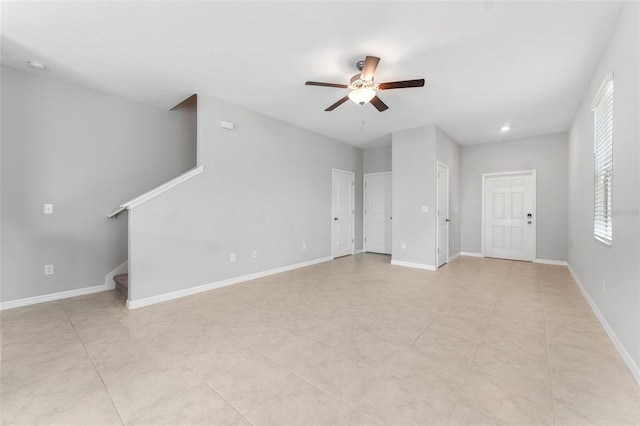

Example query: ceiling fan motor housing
[350,74,375,89]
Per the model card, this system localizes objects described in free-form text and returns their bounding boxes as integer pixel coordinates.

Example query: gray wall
[0,66,196,302]
[460,133,568,261]
[568,2,639,373]
[128,94,363,301]
[436,127,462,257]
[391,125,437,267]
[364,145,392,173]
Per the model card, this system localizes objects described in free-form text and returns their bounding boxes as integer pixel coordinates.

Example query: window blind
[592,78,613,245]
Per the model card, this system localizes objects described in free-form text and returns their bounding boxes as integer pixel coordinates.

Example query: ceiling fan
[305,56,425,112]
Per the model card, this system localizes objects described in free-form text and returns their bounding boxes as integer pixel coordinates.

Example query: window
[592,74,613,246]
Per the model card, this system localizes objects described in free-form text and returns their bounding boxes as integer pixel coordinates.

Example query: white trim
[121,165,204,210]
[331,168,355,259]
[448,253,461,262]
[437,161,450,268]
[534,258,568,266]
[390,260,437,271]
[594,235,613,247]
[460,251,484,257]
[0,284,107,311]
[362,171,392,177]
[107,206,126,219]
[567,263,640,386]
[104,261,128,290]
[481,170,537,261]
[126,256,332,310]
[127,208,134,305]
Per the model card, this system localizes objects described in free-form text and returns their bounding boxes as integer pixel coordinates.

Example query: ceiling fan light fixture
[348,88,376,105]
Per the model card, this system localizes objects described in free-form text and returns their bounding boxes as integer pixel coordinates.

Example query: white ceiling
[1,1,623,148]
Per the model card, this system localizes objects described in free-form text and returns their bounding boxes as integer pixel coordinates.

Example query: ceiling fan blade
[325,96,350,111]
[378,79,425,90]
[360,56,380,81]
[306,81,348,89]
[370,96,389,112]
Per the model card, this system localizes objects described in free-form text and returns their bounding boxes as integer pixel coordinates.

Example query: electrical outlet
[401,242,406,250]
[44,204,53,214]
[252,250,258,258]
[44,264,54,275]
[221,120,235,130]
[302,242,307,250]
[230,253,236,263]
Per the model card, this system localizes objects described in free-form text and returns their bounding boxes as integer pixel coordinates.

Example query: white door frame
[363,171,392,253]
[436,161,449,267]
[331,168,355,258]
[481,170,537,258]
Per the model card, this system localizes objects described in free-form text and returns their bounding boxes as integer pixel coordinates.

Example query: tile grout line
[118,295,251,425]
[444,260,506,426]
[410,306,443,347]
[540,276,559,426]
[181,359,254,426]
[267,326,387,409]
[226,333,384,425]
[59,300,128,426]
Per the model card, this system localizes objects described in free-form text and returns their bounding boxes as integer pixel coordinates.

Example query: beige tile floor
[1,254,639,425]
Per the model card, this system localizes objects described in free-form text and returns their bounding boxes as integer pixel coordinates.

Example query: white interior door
[484,171,535,261]
[364,173,392,254]
[332,169,354,258]
[437,163,449,267]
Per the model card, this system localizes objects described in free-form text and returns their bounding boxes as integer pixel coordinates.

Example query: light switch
[421,206,429,213]
[221,120,235,130]
[44,204,53,214]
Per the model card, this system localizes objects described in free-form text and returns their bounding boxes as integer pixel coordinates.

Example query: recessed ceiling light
[501,125,510,132]
[27,61,46,71]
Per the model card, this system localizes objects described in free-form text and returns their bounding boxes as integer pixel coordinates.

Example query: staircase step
[114,273,128,296]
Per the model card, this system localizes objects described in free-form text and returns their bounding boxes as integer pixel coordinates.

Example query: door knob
[446,218,450,222]
[334,217,338,221]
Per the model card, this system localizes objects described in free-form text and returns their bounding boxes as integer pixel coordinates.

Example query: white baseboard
[105,260,128,290]
[567,263,640,386]
[534,258,568,266]
[0,284,107,311]
[460,252,483,258]
[355,249,364,254]
[127,256,333,310]
[448,253,461,262]
[390,260,437,271]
